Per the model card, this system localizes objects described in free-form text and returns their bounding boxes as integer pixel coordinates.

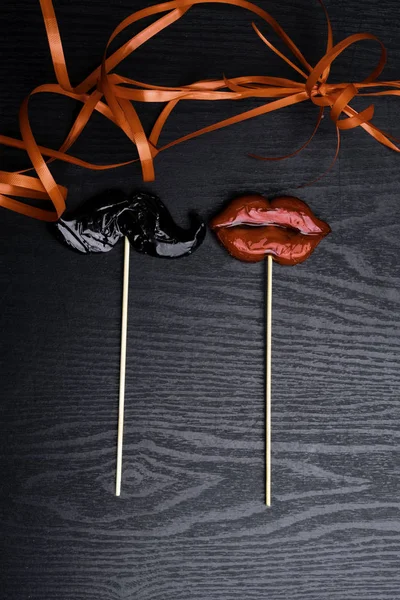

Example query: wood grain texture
[1,0,400,598]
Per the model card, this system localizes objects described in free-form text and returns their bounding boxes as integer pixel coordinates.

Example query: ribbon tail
[298,126,341,188]
[158,92,309,152]
[249,107,324,161]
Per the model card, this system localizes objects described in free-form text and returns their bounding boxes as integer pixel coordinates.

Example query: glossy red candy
[210,195,331,265]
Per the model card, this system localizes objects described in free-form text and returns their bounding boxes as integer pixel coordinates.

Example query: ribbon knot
[312,80,331,97]
[1,0,400,221]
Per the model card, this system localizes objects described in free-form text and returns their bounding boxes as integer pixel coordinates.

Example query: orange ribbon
[1,0,400,221]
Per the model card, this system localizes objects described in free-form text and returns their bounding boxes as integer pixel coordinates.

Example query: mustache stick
[210,195,331,505]
[51,191,206,495]
[116,237,130,496]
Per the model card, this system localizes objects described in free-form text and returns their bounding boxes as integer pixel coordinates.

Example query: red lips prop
[211,193,331,505]
[210,195,331,265]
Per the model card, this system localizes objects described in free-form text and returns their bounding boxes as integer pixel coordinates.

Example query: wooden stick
[266,255,273,506]
[116,236,130,497]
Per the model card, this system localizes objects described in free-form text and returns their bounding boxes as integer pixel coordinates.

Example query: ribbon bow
[1,0,400,221]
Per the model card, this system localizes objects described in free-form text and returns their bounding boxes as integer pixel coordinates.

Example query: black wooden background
[1,1,400,598]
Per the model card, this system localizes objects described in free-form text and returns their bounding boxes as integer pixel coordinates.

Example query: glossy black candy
[51,190,206,257]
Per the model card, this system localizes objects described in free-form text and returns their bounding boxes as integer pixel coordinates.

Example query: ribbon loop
[337,105,375,130]
[330,83,358,123]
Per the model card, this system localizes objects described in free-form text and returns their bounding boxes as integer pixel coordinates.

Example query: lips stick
[51,190,206,495]
[210,195,331,506]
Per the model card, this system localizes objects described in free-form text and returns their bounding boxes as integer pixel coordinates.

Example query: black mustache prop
[49,189,206,497]
[50,190,206,257]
